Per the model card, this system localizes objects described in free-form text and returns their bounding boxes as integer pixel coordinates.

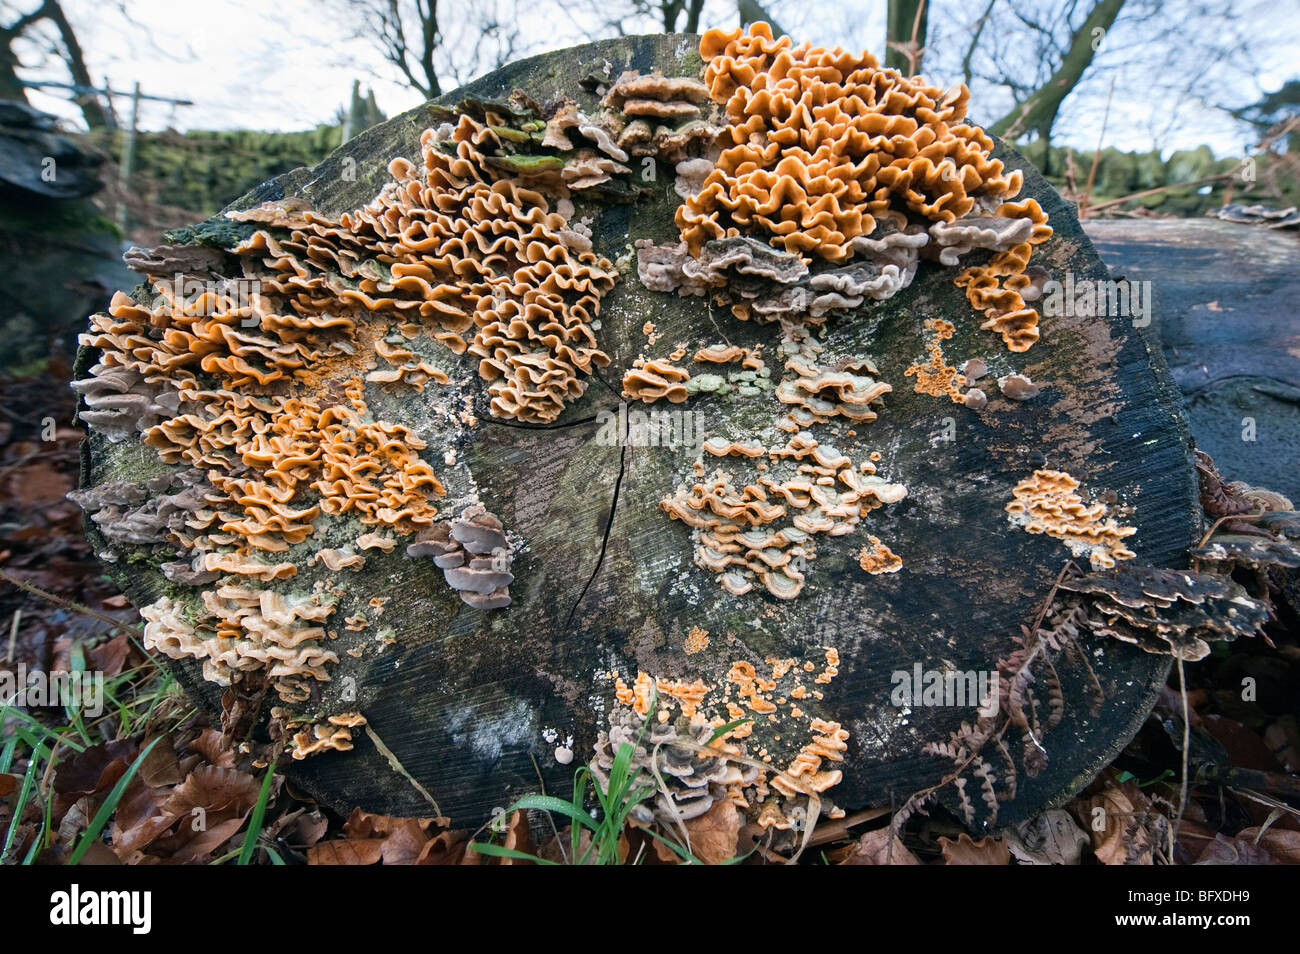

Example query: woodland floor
[1,360,1298,865]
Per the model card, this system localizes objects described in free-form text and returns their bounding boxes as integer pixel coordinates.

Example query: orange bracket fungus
[74,29,1204,831]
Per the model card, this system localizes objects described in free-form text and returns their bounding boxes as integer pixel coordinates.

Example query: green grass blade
[1,757,40,863]
[707,718,752,743]
[66,735,161,865]
[508,794,596,830]
[468,842,558,865]
[237,760,277,865]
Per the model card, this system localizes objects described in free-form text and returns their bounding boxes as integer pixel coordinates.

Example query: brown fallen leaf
[1076,774,1164,865]
[111,776,180,858]
[379,817,433,865]
[74,841,123,865]
[0,773,18,798]
[186,729,237,770]
[87,633,131,677]
[1005,810,1089,865]
[497,809,535,865]
[1199,826,1300,865]
[839,827,923,865]
[308,839,385,865]
[683,799,741,865]
[341,807,438,841]
[137,733,183,788]
[416,829,471,865]
[171,814,249,864]
[938,832,1011,865]
[267,808,328,851]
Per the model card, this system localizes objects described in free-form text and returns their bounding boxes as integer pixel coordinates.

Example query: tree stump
[75,32,1200,831]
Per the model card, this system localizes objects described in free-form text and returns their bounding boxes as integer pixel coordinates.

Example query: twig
[1196,510,1266,548]
[807,805,891,847]
[1171,657,1189,863]
[1080,76,1116,217]
[0,568,140,641]
[363,721,441,816]
[1087,170,1239,215]
[5,609,19,666]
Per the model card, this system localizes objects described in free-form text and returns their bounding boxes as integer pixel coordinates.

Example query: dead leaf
[1195,832,1274,865]
[938,832,1011,865]
[137,733,183,788]
[163,765,260,818]
[268,808,328,850]
[497,809,534,865]
[379,818,432,865]
[1005,810,1089,865]
[1077,776,1163,865]
[308,839,384,865]
[1206,826,1300,865]
[341,807,436,841]
[186,729,236,770]
[87,633,130,678]
[74,841,122,865]
[839,827,923,865]
[171,814,249,864]
[415,829,471,865]
[683,799,741,865]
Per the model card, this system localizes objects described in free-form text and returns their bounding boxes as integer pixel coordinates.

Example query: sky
[11,0,1300,159]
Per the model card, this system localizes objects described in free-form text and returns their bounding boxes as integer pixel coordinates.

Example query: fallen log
[73,30,1206,834]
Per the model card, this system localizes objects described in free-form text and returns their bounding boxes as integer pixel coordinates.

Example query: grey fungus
[997,372,1041,400]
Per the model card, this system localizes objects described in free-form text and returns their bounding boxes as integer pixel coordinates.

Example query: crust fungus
[591,707,761,825]
[858,535,903,574]
[665,23,1052,352]
[1054,566,1270,662]
[74,92,646,741]
[1006,469,1137,569]
[141,588,339,703]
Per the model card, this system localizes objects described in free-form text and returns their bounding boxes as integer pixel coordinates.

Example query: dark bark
[885,0,929,74]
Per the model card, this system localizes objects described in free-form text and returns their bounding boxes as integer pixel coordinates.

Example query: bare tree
[919,0,1281,161]
[2,0,114,128]
[337,0,527,99]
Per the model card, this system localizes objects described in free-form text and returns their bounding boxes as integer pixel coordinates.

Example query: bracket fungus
[1054,566,1270,662]
[1006,469,1138,569]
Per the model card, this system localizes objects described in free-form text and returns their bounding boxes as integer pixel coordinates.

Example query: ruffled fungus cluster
[141,587,338,704]
[602,652,851,831]
[667,22,1052,352]
[74,92,657,745]
[1005,469,1137,569]
[663,422,905,599]
[626,24,1072,599]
